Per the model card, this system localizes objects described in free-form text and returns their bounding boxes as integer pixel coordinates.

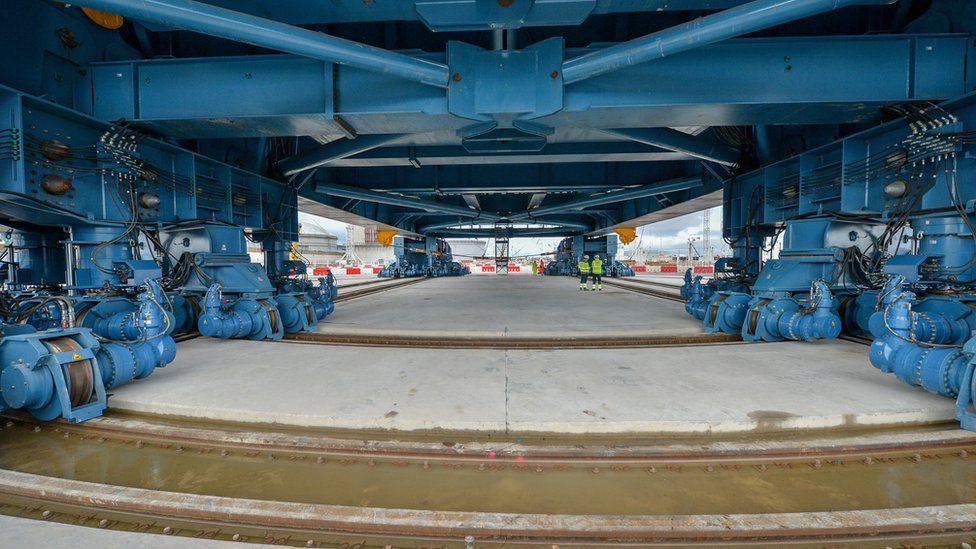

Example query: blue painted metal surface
[562,0,891,84]
[129,0,756,29]
[0,326,106,422]
[86,36,974,138]
[5,0,976,431]
[543,235,633,277]
[378,236,470,278]
[67,0,452,88]
[866,276,976,429]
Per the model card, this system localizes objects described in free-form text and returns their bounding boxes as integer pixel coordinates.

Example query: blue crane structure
[2,0,976,425]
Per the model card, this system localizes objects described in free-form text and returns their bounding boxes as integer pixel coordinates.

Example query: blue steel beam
[561,0,892,84]
[509,176,703,221]
[278,134,407,177]
[427,228,586,238]
[89,35,973,138]
[313,181,498,220]
[67,0,451,88]
[326,142,693,168]
[134,1,758,28]
[316,160,699,195]
[604,128,740,166]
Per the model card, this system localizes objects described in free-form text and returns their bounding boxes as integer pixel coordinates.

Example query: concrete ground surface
[0,515,275,548]
[320,275,703,337]
[109,336,953,434]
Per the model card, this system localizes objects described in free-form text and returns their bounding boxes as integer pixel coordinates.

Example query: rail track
[0,413,975,547]
[334,277,429,303]
[284,330,740,349]
[601,277,685,302]
[282,276,739,348]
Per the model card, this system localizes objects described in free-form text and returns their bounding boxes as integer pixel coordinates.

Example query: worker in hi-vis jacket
[578,254,591,291]
[590,255,604,291]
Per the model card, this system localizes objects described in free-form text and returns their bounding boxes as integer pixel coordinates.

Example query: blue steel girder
[320,142,695,168]
[726,89,976,224]
[300,160,709,236]
[124,1,781,30]
[314,159,699,195]
[87,35,975,139]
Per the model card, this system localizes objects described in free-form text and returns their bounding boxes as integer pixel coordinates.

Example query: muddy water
[1,423,974,515]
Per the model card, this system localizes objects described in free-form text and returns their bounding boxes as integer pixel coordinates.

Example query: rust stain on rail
[0,469,974,544]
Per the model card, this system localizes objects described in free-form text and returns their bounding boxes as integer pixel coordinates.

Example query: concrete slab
[109,337,955,435]
[0,515,275,548]
[110,338,510,431]
[319,275,703,338]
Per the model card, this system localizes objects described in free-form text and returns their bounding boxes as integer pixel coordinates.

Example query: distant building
[246,224,344,266]
[295,232,343,266]
[447,239,488,261]
[345,225,395,265]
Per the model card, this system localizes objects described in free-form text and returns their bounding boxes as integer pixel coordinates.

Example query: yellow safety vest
[591,258,603,275]
[578,260,590,273]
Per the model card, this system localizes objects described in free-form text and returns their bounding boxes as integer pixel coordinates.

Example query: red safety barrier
[632,265,647,273]
[694,266,714,274]
[312,266,331,276]
[372,267,383,274]
[482,265,495,272]
[660,265,678,273]
[345,267,361,275]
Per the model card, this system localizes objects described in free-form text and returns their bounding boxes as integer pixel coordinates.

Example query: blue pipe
[868,285,969,399]
[93,280,177,389]
[680,268,695,299]
[198,284,283,340]
[562,0,890,84]
[278,134,408,177]
[743,280,842,342]
[861,277,976,432]
[703,291,751,334]
[67,0,451,88]
[308,276,336,320]
[685,275,710,320]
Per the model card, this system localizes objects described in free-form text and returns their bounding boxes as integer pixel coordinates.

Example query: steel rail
[8,414,974,463]
[601,277,685,302]
[618,277,685,289]
[283,330,741,349]
[0,469,974,545]
[332,276,429,303]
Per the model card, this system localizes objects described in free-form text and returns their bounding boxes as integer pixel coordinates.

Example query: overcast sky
[299,206,724,257]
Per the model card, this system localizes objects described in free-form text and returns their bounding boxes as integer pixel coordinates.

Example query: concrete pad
[504,341,954,433]
[109,337,955,435]
[319,275,703,337]
[0,515,275,548]
[110,338,509,431]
